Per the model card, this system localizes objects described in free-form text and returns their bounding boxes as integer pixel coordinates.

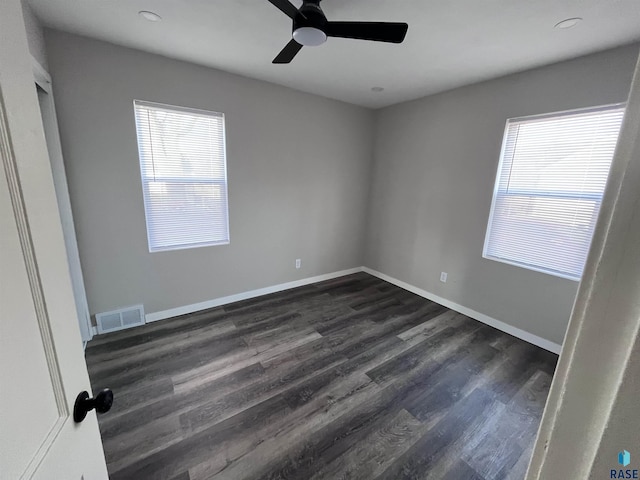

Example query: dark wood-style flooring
[86,272,557,480]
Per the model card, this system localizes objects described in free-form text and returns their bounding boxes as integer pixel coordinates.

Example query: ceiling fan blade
[325,22,408,43]
[273,39,303,64]
[266,0,300,20]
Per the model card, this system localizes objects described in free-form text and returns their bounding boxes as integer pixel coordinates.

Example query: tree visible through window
[483,104,625,280]
[133,100,229,252]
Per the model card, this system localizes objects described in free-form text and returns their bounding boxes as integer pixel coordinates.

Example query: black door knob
[73,388,114,423]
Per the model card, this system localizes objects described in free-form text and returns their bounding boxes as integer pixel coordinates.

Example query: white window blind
[484,104,625,280]
[133,100,229,252]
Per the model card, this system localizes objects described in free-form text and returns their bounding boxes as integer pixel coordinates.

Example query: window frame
[133,99,230,253]
[482,102,626,281]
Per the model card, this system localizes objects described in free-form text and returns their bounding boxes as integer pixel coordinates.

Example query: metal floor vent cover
[95,304,145,334]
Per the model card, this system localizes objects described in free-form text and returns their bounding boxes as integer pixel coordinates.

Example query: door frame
[31,56,94,345]
[526,52,640,479]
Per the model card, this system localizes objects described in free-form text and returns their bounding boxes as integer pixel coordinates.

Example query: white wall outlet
[295,258,301,269]
[440,272,448,283]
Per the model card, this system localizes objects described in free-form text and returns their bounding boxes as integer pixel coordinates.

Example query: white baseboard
[145,267,364,323]
[83,326,98,348]
[361,267,562,354]
[101,264,562,355]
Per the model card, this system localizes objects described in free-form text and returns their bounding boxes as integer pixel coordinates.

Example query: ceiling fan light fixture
[139,10,162,22]
[293,27,327,46]
[554,17,582,29]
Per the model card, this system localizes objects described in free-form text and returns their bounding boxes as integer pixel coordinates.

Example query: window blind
[133,100,229,252]
[483,104,625,280]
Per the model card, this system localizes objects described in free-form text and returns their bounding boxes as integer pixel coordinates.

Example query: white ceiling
[27,0,640,109]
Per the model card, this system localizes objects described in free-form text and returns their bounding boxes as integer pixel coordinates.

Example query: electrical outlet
[440,272,448,283]
[295,259,301,269]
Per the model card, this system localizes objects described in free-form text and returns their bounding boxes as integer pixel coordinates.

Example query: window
[484,104,625,280]
[133,100,229,252]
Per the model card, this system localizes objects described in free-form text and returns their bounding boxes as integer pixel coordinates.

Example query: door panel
[0,161,62,477]
[0,0,108,477]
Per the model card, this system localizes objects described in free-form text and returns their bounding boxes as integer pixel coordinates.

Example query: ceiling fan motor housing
[293,0,328,46]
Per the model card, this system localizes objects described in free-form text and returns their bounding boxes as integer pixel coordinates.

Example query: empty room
[2,0,640,479]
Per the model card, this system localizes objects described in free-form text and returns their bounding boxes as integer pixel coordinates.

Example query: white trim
[133,99,225,120]
[361,267,562,354]
[31,55,95,346]
[483,254,581,282]
[145,267,363,323]
[31,55,51,93]
[507,101,626,124]
[112,264,561,355]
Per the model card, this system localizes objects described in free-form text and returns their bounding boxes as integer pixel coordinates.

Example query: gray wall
[366,44,639,345]
[46,27,638,345]
[45,30,374,317]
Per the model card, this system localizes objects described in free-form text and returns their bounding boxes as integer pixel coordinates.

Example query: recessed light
[554,18,582,29]
[371,87,385,92]
[139,11,162,22]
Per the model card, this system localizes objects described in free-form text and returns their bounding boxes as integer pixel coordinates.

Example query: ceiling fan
[266,0,409,64]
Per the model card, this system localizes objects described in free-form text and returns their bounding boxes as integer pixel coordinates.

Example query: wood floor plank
[100,363,266,439]
[308,408,427,480]
[249,387,409,479]
[178,345,346,434]
[193,373,381,480]
[169,473,190,480]
[104,412,185,475]
[86,307,229,352]
[402,343,501,426]
[366,321,485,387]
[110,395,292,479]
[504,444,534,480]
[469,343,542,404]
[91,336,249,392]
[464,430,525,480]
[98,375,175,419]
[172,327,322,394]
[396,309,462,342]
[374,388,498,480]
[419,399,505,480]
[87,273,558,480]
[459,370,553,480]
[86,320,237,369]
[442,460,487,480]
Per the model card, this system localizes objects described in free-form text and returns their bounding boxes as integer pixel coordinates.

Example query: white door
[0,0,109,478]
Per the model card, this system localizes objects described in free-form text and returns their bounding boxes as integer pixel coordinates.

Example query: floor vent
[96,305,145,334]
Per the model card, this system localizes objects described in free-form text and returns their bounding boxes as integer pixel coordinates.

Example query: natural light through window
[133,100,229,252]
[483,104,625,280]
